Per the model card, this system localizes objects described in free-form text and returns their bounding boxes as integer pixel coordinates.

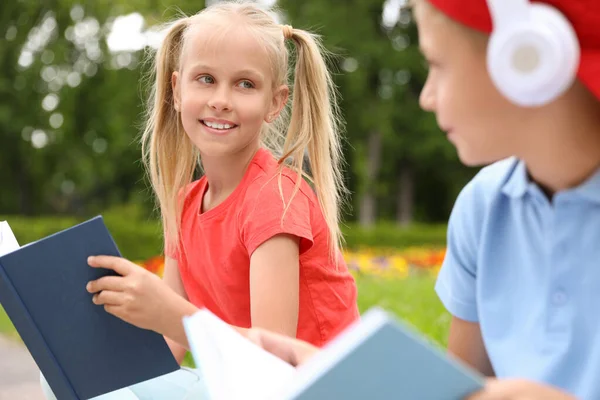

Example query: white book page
[183,309,297,400]
[0,221,20,256]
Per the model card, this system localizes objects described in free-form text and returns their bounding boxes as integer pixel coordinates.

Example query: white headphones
[486,0,580,107]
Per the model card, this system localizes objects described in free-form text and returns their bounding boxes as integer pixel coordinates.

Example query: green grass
[0,274,450,358]
[0,306,19,341]
[356,274,450,348]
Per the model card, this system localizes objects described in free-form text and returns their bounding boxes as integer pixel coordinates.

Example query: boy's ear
[172,71,181,112]
[266,84,289,122]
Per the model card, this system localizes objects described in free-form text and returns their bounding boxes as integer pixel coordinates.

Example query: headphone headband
[487,0,530,29]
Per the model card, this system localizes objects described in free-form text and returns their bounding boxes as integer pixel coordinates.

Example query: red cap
[426,0,600,100]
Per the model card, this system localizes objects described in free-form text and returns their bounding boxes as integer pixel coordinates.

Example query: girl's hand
[245,328,319,367]
[86,255,181,333]
[467,379,577,400]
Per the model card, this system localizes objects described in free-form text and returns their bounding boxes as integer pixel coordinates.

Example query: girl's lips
[201,117,237,126]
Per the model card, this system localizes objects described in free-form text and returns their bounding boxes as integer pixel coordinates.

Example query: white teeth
[204,121,234,130]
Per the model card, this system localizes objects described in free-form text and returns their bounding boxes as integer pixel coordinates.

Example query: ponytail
[280,27,347,258]
[141,17,197,253]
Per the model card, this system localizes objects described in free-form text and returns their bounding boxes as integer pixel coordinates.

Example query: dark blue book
[0,216,180,400]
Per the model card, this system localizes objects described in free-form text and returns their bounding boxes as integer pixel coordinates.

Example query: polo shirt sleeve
[435,180,481,322]
[239,175,314,257]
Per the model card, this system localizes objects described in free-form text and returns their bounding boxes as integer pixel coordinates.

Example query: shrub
[2,206,448,260]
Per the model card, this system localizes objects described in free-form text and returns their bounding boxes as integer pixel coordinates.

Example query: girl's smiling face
[172,23,288,158]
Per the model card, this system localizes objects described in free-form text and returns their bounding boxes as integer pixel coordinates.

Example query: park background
[0,0,481,366]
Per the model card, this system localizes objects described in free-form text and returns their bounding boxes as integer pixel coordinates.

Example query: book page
[183,309,296,400]
[0,221,20,256]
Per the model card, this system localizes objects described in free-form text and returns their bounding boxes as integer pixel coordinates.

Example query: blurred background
[0,0,482,389]
[0,0,478,240]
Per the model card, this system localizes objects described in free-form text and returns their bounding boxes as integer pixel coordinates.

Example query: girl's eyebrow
[235,69,264,81]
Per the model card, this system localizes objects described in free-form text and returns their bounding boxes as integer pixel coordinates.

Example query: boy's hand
[86,255,181,333]
[468,379,577,400]
[245,328,319,367]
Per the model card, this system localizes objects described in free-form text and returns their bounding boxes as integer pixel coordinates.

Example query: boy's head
[414,0,600,166]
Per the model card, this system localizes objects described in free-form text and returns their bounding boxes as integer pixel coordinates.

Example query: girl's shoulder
[245,163,318,207]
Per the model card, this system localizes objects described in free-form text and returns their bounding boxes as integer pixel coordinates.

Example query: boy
[248,0,600,399]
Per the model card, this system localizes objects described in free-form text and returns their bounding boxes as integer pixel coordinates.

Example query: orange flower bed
[136,247,447,279]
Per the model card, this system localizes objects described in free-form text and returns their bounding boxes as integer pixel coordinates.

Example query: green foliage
[0,0,476,226]
[1,205,163,261]
[342,222,447,249]
[1,207,447,263]
[278,0,475,221]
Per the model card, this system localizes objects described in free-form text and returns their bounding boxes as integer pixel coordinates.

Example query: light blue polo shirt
[436,157,600,399]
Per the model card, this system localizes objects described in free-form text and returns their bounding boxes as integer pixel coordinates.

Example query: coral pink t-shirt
[167,148,359,347]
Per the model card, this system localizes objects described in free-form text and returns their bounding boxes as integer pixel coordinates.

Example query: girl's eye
[198,75,214,84]
[238,80,254,89]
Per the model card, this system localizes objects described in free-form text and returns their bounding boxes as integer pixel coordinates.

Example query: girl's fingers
[92,290,124,306]
[87,275,128,293]
[248,329,318,367]
[103,304,122,318]
[88,255,134,276]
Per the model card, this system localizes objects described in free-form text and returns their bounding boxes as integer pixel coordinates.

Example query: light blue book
[183,307,484,400]
[278,307,484,399]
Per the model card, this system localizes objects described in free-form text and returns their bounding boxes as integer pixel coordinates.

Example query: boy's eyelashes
[422,58,440,70]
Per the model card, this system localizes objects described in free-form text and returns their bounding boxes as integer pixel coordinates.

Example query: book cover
[184,307,483,400]
[0,216,180,400]
[279,308,484,399]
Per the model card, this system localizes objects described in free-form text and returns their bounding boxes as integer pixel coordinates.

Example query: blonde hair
[141,1,347,258]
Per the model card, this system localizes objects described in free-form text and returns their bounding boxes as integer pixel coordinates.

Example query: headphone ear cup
[487,3,580,107]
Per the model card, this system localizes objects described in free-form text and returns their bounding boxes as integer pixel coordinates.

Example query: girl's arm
[249,233,300,337]
[161,256,191,364]
[447,316,495,377]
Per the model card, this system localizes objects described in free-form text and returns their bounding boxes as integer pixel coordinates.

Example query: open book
[183,307,484,400]
[0,218,180,400]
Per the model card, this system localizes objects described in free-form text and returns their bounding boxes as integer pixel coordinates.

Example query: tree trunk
[358,131,381,228]
[396,162,414,227]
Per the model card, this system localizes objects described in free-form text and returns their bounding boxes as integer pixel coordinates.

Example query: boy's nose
[419,80,436,112]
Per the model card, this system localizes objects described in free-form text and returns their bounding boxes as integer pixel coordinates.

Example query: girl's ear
[266,84,289,122]
[172,71,181,111]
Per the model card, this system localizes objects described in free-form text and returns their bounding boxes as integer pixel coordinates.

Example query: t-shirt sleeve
[435,181,481,323]
[239,175,314,257]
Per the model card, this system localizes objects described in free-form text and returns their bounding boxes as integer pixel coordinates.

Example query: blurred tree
[0,0,475,226]
[0,0,207,217]
[278,0,473,226]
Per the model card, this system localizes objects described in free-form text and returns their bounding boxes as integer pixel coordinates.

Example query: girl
[42,1,359,398]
